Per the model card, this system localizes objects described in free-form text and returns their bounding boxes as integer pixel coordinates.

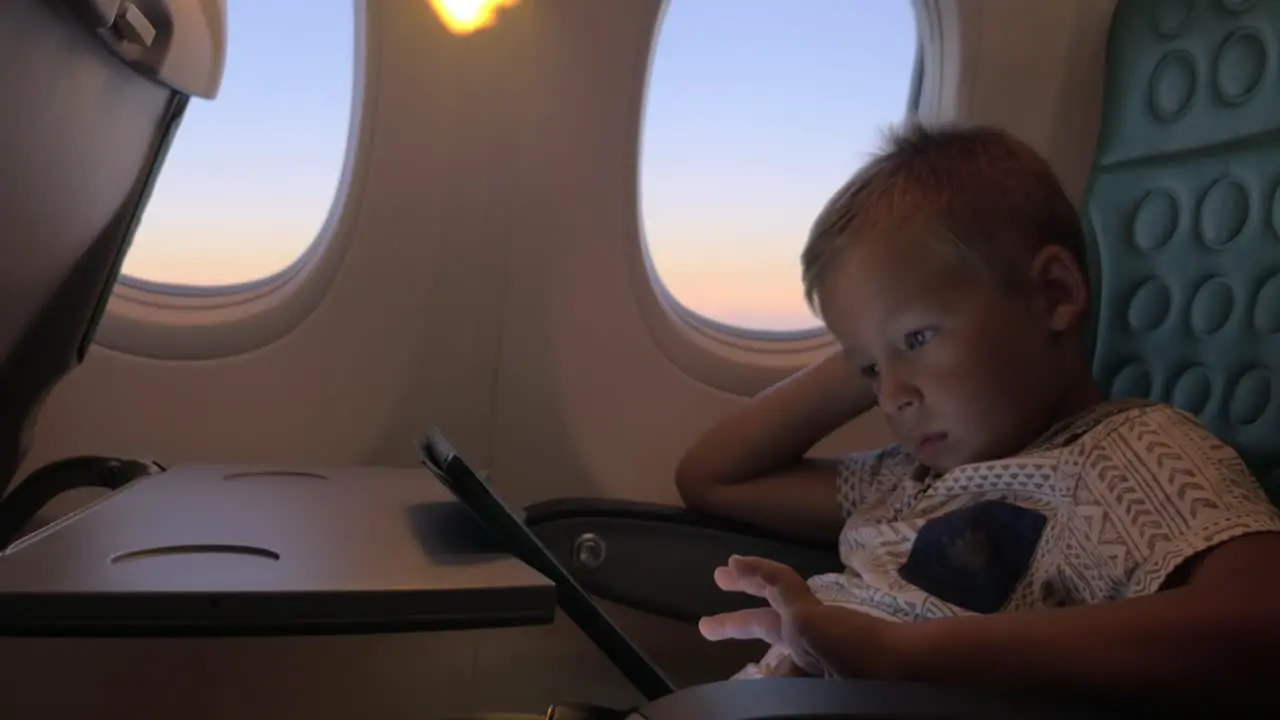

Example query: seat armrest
[524,498,843,623]
[631,677,1158,719]
[526,497,836,553]
[0,456,159,547]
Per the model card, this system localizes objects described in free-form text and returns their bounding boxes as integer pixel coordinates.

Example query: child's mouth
[915,432,948,458]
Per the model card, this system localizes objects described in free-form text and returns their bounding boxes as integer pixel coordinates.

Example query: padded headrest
[1084,0,1280,504]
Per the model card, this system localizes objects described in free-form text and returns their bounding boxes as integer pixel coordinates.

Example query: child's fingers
[763,655,812,678]
[698,607,783,644]
[720,556,816,610]
[713,556,788,594]
[713,563,770,596]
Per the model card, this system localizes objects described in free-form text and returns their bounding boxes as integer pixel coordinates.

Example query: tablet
[419,428,676,702]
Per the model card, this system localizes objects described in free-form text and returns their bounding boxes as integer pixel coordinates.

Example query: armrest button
[573,533,607,569]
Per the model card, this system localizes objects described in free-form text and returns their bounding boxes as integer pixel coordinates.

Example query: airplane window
[640,1,918,334]
[118,0,355,290]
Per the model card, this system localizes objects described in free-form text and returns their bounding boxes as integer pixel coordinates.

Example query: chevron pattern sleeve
[836,444,914,519]
[1073,405,1280,599]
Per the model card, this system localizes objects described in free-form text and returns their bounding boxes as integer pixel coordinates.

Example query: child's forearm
[795,533,1280,704]
[799,581,1278,705]
[892,587,1271,697]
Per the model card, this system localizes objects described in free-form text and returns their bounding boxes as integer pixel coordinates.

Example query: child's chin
[918,453,956,473]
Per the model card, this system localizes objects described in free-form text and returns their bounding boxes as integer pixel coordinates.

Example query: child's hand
[702,555,901,680]
[763,654,815,677]
[698,555,827,675]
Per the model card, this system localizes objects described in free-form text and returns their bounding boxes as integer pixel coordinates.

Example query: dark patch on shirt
[898,500,1047,613]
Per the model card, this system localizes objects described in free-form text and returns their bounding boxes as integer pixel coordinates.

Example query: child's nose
[877,366,920,414]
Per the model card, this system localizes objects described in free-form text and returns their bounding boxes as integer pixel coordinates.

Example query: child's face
[817,230,1086,472]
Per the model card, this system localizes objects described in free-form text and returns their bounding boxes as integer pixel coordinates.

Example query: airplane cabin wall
[5,0,1120,717]
[479,0,1120,513]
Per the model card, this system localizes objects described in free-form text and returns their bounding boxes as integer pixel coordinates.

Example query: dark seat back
[0,0,224,496]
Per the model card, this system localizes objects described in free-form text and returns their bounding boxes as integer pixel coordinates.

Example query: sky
[120,0,917,333]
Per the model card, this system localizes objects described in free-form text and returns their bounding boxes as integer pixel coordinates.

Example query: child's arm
[705,404,1280,703]
[798,531,1280,704]
[675,350,875,544]
[793,404,1280,704]
[704,541,1280,703]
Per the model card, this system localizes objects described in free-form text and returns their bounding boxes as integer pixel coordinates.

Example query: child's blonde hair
[800,121,1087,315]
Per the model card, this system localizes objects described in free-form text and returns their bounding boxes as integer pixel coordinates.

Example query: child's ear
[1028,245,1088,333]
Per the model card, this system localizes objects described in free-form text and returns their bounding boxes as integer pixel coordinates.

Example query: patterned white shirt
[737,399,1280,677]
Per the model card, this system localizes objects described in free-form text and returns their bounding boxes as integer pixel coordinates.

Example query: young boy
[675,122,1280,704]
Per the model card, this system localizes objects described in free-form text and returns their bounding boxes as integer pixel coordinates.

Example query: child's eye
[859,363,880,379]
[904,328,935,350]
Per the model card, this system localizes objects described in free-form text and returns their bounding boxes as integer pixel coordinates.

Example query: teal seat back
[1084,0,1280,505]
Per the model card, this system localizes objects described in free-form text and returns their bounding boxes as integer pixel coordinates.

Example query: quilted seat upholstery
[1084,0,1280,505]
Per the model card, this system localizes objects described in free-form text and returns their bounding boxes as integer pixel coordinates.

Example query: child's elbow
[673,453,713,510]
[674,445,739,513]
